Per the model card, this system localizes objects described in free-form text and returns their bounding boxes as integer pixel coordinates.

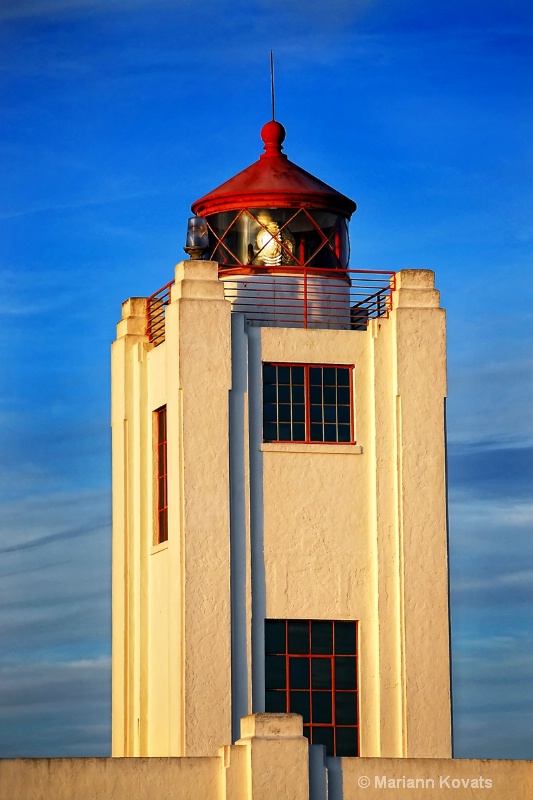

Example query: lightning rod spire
[270,50,275,120]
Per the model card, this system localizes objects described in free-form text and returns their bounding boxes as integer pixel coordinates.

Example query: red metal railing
[221,267,395,330]
[146,281,173,345]
[146,269,395,345]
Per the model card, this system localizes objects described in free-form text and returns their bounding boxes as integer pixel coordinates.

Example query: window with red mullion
[156,406,168,543]
[264,619,359,757]
[262,363,355,445]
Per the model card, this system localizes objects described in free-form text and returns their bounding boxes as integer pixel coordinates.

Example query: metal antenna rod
[270,50,275,120]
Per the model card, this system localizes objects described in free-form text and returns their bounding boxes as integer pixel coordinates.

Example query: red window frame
[265,619,359,757]
[262,363,355,444]
[155,406,168,544]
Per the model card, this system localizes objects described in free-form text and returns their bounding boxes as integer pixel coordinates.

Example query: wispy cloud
[0,487,111,757]
[0,657,111,756]
[447,359,533,447]
[0,519,107,555]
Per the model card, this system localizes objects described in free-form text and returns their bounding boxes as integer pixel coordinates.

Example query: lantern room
[192,120,356,272]
[190,120,360,328]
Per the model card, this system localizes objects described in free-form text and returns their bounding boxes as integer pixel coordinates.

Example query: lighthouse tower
[111,120,452,761]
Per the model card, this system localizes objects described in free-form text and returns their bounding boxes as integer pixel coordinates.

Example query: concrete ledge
[0,756,220,800]
[239,712,304,739]
[261,443,363,454]
[341,756,533,798]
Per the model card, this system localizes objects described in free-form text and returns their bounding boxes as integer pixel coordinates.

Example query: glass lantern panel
[206,208,350,270]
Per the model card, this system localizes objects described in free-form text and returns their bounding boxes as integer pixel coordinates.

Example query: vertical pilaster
[391,270,451,757]
[165,260,233,756]
[111,298,149,756]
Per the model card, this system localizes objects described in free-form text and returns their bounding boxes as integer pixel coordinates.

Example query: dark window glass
[335,692,358,725]
[158,477,166,508]
[292,385,305,403]
[290,691,310,723]
[265,620,286,654]
[278,385,291,404]
[335,622,357,655]
[292,366,304,384]
[263,384,277,403]
[310,423,323,442]
[323,385,336,405]
[293,423,306,441]
[337,387,350,405]
[292,404,305,423]
[265,690,286,713]
[265,656,286,689]
[312,727,334,752]
[264,403,278,422]
[278,423,291,440]
[312,692,332,724]
[265,619,358,757]
[310,404,323,422]
[324,405,337,423]
[288,621,309,653]
[158,511,168,542]
[337,369,350,386]
[311,658,332,689]
[323,424,337,442]
[335,657,357,690]
[278,365,291,384]
[338,425,351,443]
[290,657,309,689]
[323,367,336,385]
[336,727,358,757]
[278,404,291,422]
[312,621,333,654]
[263,364,277,384]
[263,422,277,441]
[310,385,323,404]
[338,406,351,424]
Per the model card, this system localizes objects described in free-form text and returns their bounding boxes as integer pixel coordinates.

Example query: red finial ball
[260,120,286,157]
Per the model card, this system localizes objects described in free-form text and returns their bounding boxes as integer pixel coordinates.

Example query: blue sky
[0,0,532,759]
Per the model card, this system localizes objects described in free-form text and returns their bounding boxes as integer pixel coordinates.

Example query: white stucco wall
[111,265,450,759]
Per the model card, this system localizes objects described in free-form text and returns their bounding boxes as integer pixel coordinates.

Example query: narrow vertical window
[156,406,168,543]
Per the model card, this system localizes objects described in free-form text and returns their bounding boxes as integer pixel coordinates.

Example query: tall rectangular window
[265,619,359,757]
[263,364,354,444]
[155,406,168,544]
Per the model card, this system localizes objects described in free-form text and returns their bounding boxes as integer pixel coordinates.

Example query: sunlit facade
[110,120,452,764]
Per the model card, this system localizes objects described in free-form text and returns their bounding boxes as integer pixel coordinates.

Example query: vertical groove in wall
[132,344,142,756]
[178,386,186,754]
[367,324,380,757]
[395,393,407,756]
[123,417,129,756]
[229,313,249,740]
[243,392,252,718]
[139,345,148,755]
[248,325,266,712]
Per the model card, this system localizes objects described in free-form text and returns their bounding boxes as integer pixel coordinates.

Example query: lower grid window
[263,363,354,444]
[265,619,359,757]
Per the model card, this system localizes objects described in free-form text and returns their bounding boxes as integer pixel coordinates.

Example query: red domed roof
[191,121,357,218]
